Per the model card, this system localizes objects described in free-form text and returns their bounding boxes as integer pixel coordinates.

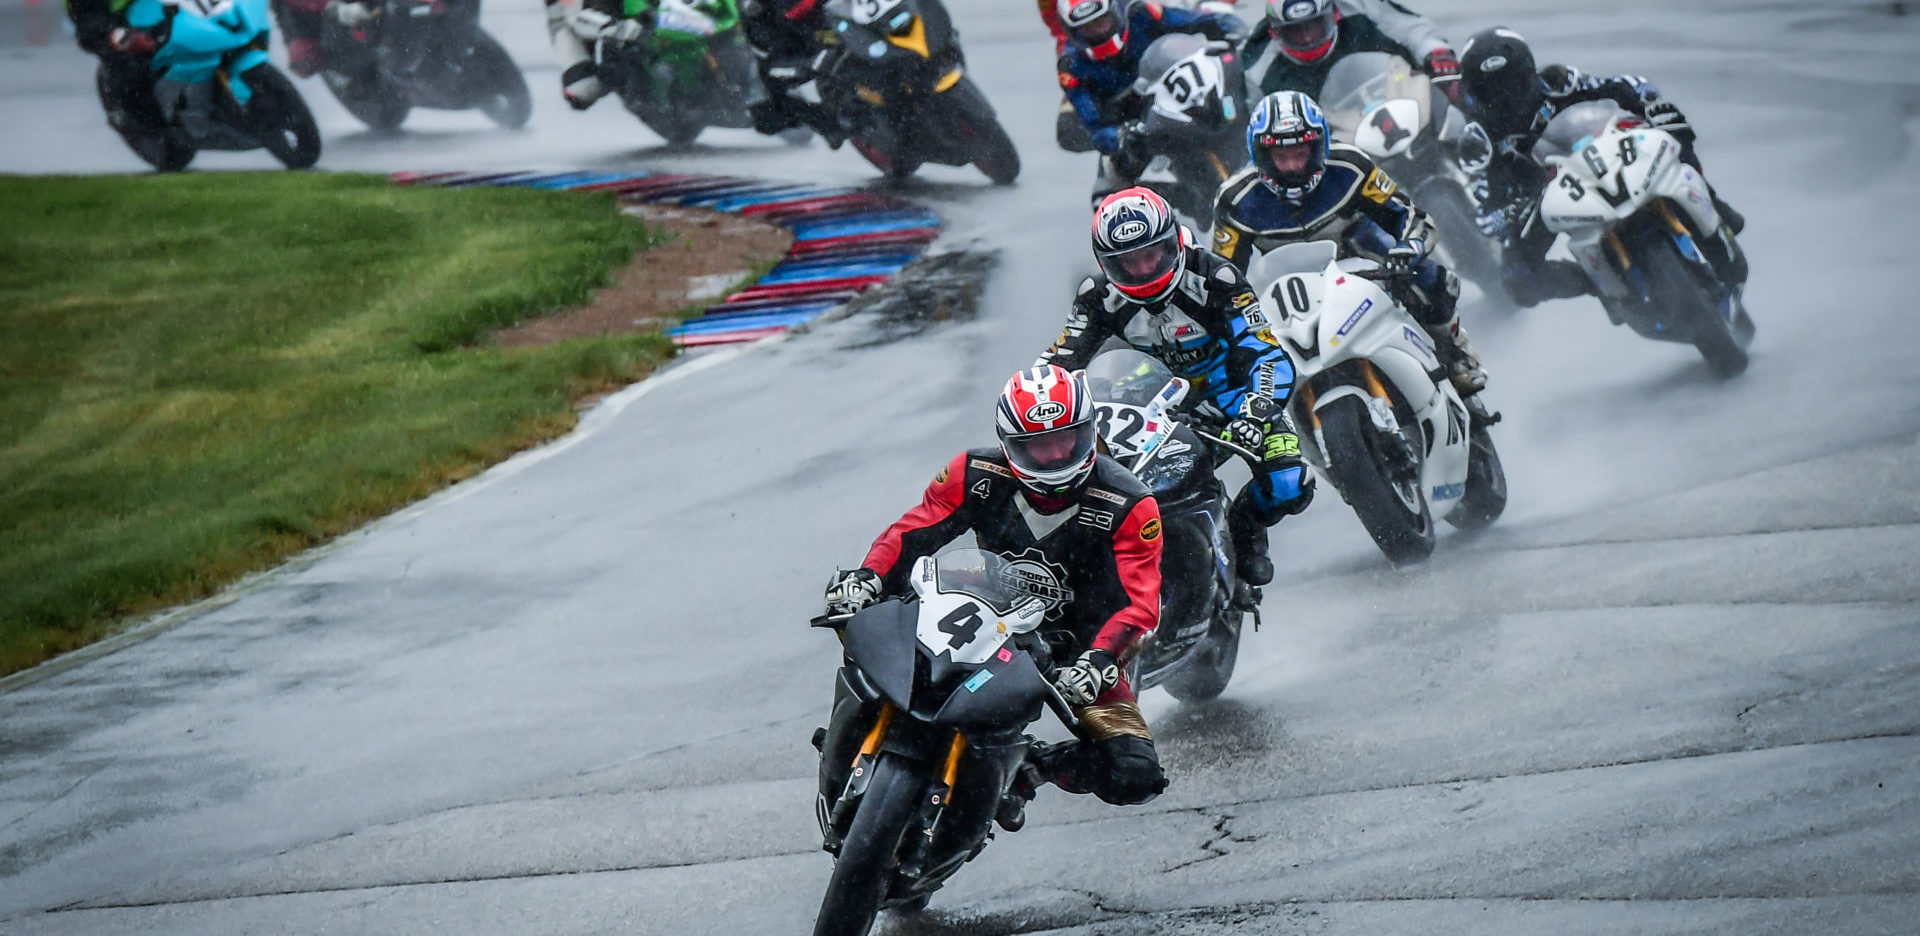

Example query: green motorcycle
[583,0,760,145]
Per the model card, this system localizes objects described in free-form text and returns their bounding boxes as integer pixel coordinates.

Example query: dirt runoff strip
[391,170,944,347]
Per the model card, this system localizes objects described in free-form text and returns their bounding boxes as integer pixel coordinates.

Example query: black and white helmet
[1459,27,1545,140]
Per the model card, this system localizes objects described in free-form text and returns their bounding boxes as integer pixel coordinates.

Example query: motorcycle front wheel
[1640,233,1748,378]
[466,30,531,130]
[939,77,1018,185]
[813,753,918,936]
[1163,611,1240,703]
[1446,421,1506,531]
[245,65,323,169]
[1319,394,1435,564]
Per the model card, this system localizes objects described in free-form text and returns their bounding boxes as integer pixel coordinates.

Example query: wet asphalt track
[2,1,1919,933]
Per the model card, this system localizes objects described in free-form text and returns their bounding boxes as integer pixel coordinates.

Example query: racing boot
[1227,496,1275,587]
[545,0,607,110]
[1709,189,1745,236]
[1426,315,1488,396]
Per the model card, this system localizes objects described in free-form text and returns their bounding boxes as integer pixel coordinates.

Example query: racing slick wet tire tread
[1642,234,1748,378]
[469,30,532,130]
[812,753,919,936]
[1320,394,1436,564]
[248,65,323,168]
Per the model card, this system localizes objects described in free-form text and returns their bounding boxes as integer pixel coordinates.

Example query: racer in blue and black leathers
[1055,0,1243,201]
[1457,26,1746,308]
[65,0,163,136]
[1212,89,1487,396]
[1038,189,1311,589]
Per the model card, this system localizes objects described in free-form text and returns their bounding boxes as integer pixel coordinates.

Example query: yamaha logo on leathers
[1025,400,1067,423]
[996,548,1074,620]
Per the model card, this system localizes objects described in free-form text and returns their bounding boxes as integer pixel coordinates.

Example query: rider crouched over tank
[1456,26,1747,308]
[739,0,839,143]
[541,0,656,110]
[1213,90,1487,397]
[818,366,1168,832]
[67,0,163,133]
[1040,187,1311,590]
[1054,0,1244,204]
[1240,0,1462,105]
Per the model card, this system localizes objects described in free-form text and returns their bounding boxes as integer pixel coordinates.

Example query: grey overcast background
[2,0,1917,933]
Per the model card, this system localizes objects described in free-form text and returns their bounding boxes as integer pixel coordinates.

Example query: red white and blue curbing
[389,170,941,347]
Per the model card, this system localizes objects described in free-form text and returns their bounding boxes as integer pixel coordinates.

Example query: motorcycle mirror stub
[911,556,937,597]
[1160,377,1190,410]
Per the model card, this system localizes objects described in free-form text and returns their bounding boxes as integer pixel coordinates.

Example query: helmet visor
[1264,139,1317,175]
[1274,14,1335,53]
[1003,423,1096,477]
[1097,234,1181,291]
[1073,11,1121,48]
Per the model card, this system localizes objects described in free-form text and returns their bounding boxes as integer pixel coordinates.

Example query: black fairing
[929,648,1048,728]
[840,599,919,712]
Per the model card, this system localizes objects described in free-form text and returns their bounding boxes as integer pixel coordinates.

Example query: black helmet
[1459,27,1543,140]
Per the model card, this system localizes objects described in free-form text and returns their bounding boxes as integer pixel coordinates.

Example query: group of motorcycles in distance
[93,0,1020,184]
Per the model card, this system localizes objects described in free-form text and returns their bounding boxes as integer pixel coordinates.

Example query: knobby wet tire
[812,753,919,936]
[1319,395,1435,564]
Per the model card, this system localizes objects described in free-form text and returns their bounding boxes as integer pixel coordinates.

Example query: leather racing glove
[823,567,882,616]
[1643,100,1693,143]
[1053,649,1120,707]
[1424,47,1462,105]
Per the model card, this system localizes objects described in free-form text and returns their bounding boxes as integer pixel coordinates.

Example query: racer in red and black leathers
[1056,0,1243,199]
[1039,209,1311,589]
[819,399,1169,816]
[1241,0,1460,105]
[1457,27,1746,308]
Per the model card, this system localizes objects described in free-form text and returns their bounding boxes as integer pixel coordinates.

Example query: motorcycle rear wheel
[246,66,323,169]
[812,753,918,936]
[1320,394,1435,565]
[1641,234,1747,378]
[466,30,531,130]
[96,66,194,171]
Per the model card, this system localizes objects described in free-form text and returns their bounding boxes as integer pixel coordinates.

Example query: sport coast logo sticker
[996,548,1074,620]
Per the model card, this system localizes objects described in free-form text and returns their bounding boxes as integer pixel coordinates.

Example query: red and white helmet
[996,365,1098,496]
[1268,0,1340,64]
[1057,0,1127,61]
[1092,187,1189,304]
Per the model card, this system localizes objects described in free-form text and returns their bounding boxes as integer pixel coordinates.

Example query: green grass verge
[0,172,668,677]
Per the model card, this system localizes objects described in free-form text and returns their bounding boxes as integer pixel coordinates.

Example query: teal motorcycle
[109,0,321,170]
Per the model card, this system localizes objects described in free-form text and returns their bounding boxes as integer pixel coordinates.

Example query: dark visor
[1097,235,1179,289]
[1004,424,1096,474]
[1075,14,1120,46]
[1275,15,1334,52]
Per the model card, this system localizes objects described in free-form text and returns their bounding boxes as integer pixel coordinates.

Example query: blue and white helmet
[1247,90,1330,201]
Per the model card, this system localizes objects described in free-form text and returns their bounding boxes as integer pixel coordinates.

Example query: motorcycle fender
[1418,387,1473,510]
[840,599,920,714]
[227,52,272,105]
[929,650,1047,730]
[1564,228,1634,298]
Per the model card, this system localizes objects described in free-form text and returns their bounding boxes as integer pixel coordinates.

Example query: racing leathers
[1241,0,1456,104]
[1058,1,1242,198]
[1473,66,1746,307]
[1038,243,1312,587]
[66,0,161,133]
[543,0,645,110]
[740,0,839,141]
[818,449,1168,811]
[1212,141,1485,395]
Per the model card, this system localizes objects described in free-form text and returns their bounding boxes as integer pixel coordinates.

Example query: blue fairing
[132,0,274,91]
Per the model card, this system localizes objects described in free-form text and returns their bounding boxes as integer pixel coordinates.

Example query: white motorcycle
[1251,241,1506,564]
[1533,100,1755,377]
[1318,52,1503,297]
[1105,32,1248,218]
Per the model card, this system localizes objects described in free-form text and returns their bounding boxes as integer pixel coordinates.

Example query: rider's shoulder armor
[1086,455,1152,508]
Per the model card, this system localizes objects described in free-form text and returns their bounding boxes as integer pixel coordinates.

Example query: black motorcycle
[813,0,1018,184]
[1083,349,1252,702]
[317,0,530,131]
[1106,32,1248,218]
[810,549,1076,936]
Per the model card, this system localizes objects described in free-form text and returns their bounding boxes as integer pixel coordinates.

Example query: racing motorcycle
[1252,241,1506,564]
[1318,52,1502,297]
[1532,100,1755,377]
[561,0,759,145]
[1083,348,1250,702]
[317,0,530,131]
[1110,31,1247,218]
[106,0,320,170]
[809,549,1077,936]
[811,0,1019,184]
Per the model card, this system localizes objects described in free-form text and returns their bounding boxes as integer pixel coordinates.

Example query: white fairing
[1254,245,1473,515]
[1143,47,1227,123]
[1536,107,1723,298]
[908,556,1047,667]
[1353,98,1423,159]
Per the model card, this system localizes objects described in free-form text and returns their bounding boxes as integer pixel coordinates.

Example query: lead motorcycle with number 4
[1084,348,1252,702]
[1533,100,1755,377]
[1252,241,1506,564]
[809,549,1079,936]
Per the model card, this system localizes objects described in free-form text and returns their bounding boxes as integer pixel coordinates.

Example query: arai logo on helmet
[1070,0,1100,18]
[1111,219,1150,241]
[1479,55,1509,72]
[1025,400,1067,423]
